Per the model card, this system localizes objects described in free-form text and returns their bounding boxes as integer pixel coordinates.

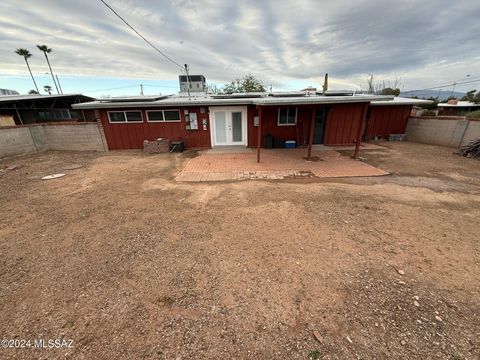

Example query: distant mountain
[400,90,465,101]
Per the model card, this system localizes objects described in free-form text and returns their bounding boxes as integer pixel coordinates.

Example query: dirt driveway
[0,142,479,359]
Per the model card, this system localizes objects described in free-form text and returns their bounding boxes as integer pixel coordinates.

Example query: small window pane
[147,111,164,121]
[109,112,126,122]
[125,111,142,122]
[279,108,288,124]
[288,108,296,124]
[164,110,181,121]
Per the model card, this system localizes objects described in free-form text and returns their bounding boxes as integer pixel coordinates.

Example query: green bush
[466,110,480,118]
[422,109,437,116]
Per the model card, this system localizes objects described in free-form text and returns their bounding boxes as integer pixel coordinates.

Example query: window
[107,111,143,123]
[37,109,71,121]
[147,111,164,121]
[164,110,181,121]
[147,110,181,122]
[278,108,297,125]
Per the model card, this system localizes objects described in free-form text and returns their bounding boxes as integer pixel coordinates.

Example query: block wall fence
[0,122,108,158]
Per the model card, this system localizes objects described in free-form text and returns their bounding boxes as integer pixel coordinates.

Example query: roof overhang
[0,94,93,103]
[252,95,392,106]
[72,94,395,110]
[370,97,433,106]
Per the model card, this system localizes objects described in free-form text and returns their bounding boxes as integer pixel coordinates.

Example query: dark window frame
[107,110,143,123]
[146,109,181,123]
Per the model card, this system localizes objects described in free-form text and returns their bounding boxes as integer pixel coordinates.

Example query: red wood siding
[248,103,368,147]
[247,105,312,147]
[365,105,412,139]
[323,103,367,145]
[98,102,414,150]
[99,107,211,150]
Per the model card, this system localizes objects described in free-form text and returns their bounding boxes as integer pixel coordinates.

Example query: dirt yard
[0,142,479,359]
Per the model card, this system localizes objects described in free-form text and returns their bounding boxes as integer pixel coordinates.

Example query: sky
[1,0,480,97]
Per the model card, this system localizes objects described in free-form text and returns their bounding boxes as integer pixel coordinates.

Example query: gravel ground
[0,142,479,359]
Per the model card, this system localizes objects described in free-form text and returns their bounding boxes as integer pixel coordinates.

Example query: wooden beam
[257,106,262,163]
[353,102,369,159]
[307,107,315,160]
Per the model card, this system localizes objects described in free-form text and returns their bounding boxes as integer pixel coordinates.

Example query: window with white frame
[278,108,297,125]
[146,109,181,122]
[108,111,143,123]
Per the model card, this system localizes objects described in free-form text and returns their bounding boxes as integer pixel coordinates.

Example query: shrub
[466,110,480,118]
[422,109,437,116]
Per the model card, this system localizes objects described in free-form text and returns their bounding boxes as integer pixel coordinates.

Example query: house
[0,94,95,125]
[437,100,480,115]
[72,75,430,159]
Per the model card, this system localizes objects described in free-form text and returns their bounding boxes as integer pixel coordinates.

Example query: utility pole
[140,84,144,96]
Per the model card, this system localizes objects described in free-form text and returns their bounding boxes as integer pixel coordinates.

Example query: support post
[353,103,369,159]
[14,104,24,125]
[307,107,315,160]
[257,106,262,163]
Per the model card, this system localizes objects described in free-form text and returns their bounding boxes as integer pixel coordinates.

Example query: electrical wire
[83,85,140,93]
[99,0,185,72]
[403,77,480,93]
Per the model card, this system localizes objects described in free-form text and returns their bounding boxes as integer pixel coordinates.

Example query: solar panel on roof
[269,91,306,97]
[210,92,264,99]
[99,96,168,103]
[322,91,354,96]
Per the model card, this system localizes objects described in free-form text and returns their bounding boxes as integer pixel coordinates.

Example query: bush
[422,109,437,116]
[466,110,480,118]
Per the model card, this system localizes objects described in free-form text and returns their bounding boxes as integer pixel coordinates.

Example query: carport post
[257,105,262,163]
[353,102,369,159]
[307,107,315,160]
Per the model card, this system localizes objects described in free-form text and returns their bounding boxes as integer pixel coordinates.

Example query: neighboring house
[72,75,430,151]
[437,100,480,115]
[0,94,95,125]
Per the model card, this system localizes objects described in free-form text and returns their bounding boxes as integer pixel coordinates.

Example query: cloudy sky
[1,0,479,96]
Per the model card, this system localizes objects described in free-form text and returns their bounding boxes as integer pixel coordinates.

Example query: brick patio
[176,148,388,182]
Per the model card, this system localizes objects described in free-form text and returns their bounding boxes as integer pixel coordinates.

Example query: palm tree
[43,85,52,95]
[37,45,60,94]
[15,48,39,93]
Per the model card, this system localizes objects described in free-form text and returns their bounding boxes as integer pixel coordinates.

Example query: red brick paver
[176,149,388,182]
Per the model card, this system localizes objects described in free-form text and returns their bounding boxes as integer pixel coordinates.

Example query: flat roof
[72,93,404,109]
[370,97,433,106]
[437,101,480,108]
[0,93,92,102]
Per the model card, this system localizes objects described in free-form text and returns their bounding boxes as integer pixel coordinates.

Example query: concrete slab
[176,148,388,182]
[312,143,386,151]
[202,146,253,155]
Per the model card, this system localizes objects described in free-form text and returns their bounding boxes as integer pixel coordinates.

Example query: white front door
[210,106,247,146]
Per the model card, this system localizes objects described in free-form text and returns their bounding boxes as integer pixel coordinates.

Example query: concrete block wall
[43,124,106,152]
[0,123,107,158]
[0,127,37,157]
[29,125,48,152]
[461,120,480,145]
[406,116,480,147]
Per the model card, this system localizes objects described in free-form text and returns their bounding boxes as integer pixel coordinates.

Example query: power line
[99,0,185,72]
[403,77,480,93]
[83,84,139,93]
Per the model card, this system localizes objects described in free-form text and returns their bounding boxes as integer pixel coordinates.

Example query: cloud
[0,0,479,91]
